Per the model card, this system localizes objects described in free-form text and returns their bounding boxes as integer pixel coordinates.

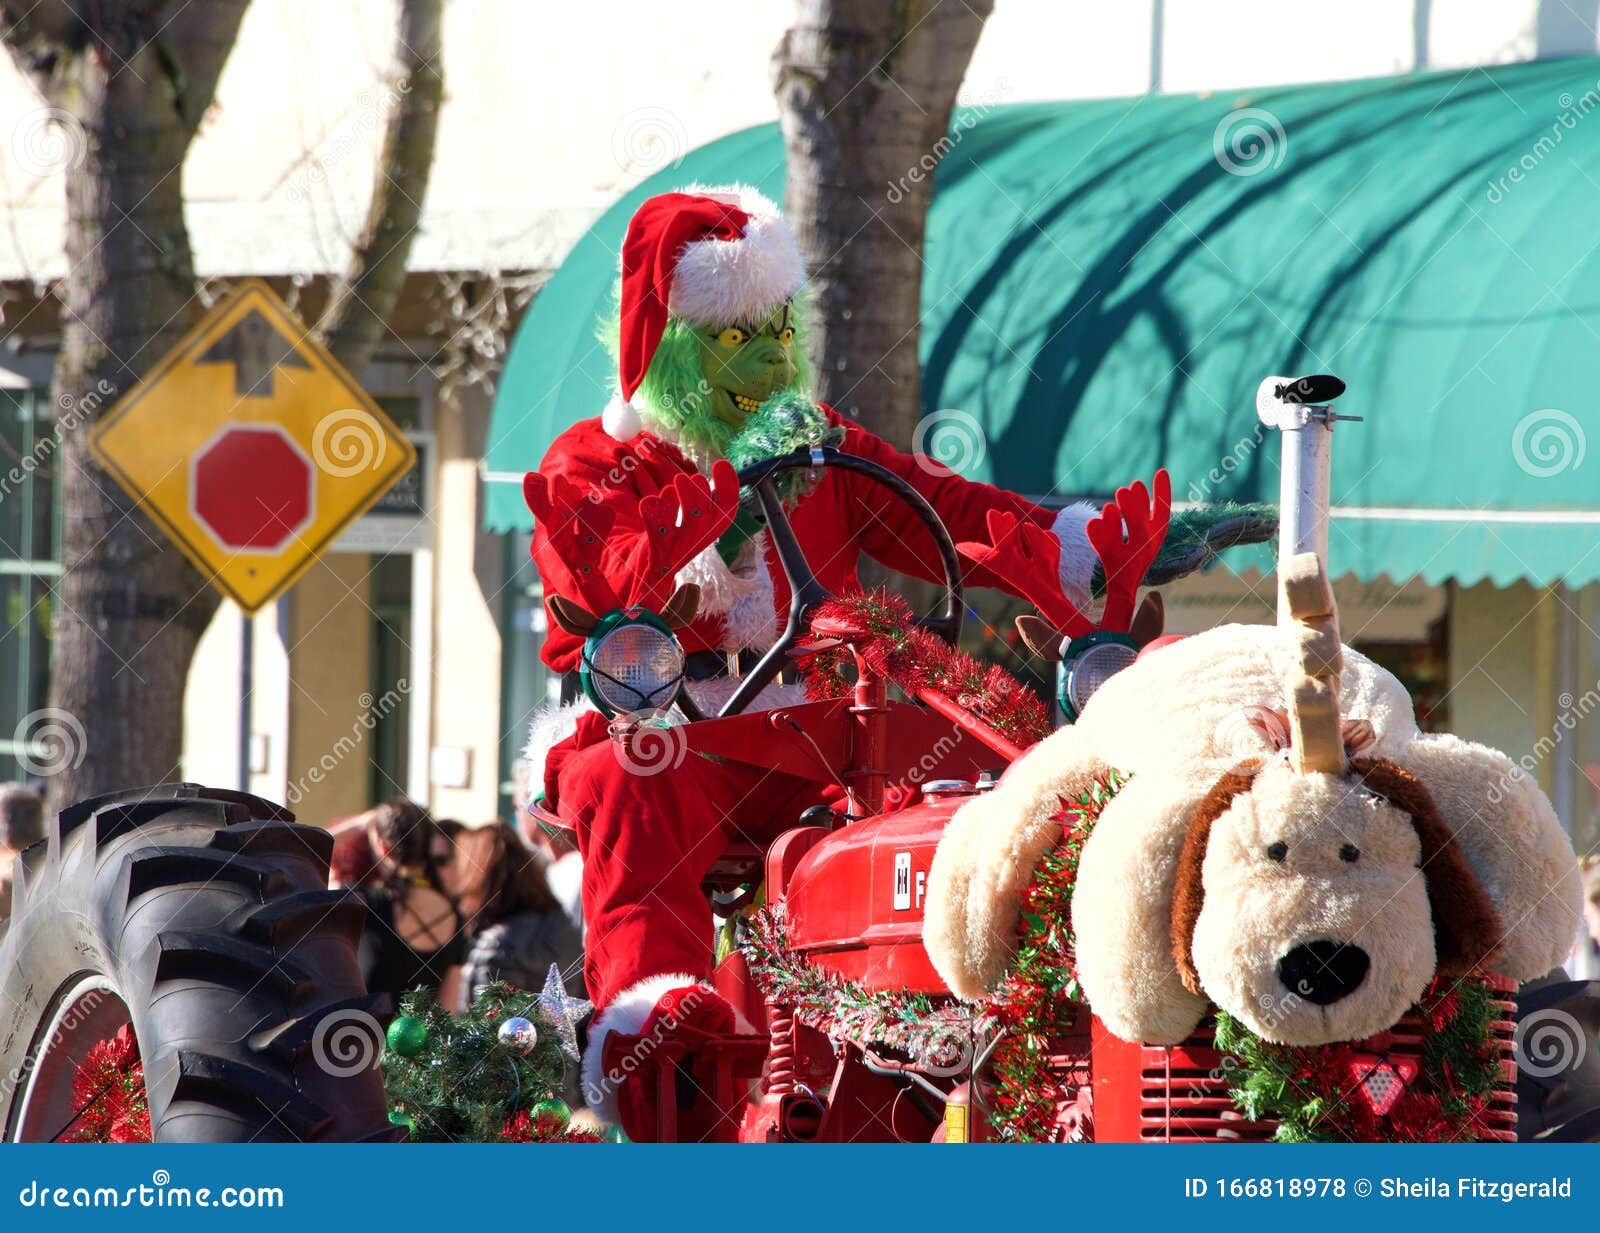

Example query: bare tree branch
[316,0,444,373]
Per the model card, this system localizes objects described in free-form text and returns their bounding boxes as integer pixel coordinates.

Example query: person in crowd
[329,798,583,1008]
[455,818,585,1004]
[333,799,471,1000]
[0,782,44,920]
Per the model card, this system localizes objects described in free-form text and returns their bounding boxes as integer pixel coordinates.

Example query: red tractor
[534,441,1531,1144]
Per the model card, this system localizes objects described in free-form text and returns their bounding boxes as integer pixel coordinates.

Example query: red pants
[555,736,831,1010]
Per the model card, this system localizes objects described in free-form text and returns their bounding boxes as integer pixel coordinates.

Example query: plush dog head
[925,554,1581,1048]
[1170,756,1501,1043]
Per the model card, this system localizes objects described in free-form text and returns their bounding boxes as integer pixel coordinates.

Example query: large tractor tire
[0,783,399,1142]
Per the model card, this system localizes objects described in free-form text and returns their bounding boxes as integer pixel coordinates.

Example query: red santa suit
[522,186,1098,1135]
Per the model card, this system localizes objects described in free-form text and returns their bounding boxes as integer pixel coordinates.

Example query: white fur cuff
[580,973,753,1126]
[1052,500,1101,611]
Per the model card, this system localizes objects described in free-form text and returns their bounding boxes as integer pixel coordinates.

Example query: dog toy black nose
[1277,940,1370,1005]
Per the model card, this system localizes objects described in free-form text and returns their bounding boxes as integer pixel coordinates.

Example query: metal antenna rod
[1255,375,1363,624]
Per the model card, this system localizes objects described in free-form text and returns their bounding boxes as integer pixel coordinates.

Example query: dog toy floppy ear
[924,730,1113,1001]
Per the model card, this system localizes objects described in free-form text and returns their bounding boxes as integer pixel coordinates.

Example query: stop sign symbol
[191,425,315,552]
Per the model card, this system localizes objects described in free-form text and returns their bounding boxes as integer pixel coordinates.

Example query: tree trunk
[0,3,250,811]
[0,0,445,812]
[316,0,445,370]
[774,0,993,449]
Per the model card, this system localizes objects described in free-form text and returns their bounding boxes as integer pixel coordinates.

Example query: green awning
[487,57,1600,587]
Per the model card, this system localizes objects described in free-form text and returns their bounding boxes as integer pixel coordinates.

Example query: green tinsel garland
[744,904,983,1064]
[987,773,1124,1141]
[741,773,1126,1140]
[383,981,599,1142]
[1213,977,1502,1142]
[745,764,1500,1145]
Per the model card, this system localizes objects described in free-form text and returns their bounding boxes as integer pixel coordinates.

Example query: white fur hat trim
[666,184,804,327]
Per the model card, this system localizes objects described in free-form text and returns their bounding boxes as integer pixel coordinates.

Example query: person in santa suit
[523,185,1271,1140]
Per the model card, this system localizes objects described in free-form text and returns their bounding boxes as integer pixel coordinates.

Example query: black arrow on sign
[194,308,311,397]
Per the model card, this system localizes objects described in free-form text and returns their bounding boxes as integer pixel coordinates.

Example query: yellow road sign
[90,280,417,613]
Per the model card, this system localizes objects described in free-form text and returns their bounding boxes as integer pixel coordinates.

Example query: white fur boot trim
[580,973,750,1125]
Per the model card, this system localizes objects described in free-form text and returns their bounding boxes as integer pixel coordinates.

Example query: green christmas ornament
[602,1124,630,1144]
[387,1109,414,1136]
[529,1098,570,1133]
[386,1014,429,1058]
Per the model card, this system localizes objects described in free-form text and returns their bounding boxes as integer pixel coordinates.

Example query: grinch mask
[696,304,799,430]
[610,296,817,463]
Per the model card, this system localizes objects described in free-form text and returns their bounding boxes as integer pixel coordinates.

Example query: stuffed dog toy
[926,554,1580,1047]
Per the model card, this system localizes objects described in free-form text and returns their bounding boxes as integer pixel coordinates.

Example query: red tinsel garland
[65,1024,151,1143]
[797,590,1053,748]
[500,1110,605,1143]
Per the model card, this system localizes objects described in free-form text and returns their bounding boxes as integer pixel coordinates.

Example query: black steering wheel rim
[702,445,966,718]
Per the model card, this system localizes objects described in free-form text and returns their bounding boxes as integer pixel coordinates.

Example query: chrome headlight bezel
[1058,630,1139,721]
[579,609,686,717]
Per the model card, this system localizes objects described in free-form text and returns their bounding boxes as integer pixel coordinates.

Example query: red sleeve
[530,422,697,673]
[830,411,1060,594]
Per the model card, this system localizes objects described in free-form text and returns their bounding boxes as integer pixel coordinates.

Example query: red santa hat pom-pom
[601,393,643,441]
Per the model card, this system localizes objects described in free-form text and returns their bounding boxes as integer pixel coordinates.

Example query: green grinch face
[695,303,798,429]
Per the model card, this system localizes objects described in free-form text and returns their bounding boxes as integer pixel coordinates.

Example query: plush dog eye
[1266,841,1287,862]
[1339,843,1360,863]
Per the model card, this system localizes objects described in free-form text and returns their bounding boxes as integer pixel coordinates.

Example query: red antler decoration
[1086,468,1171,632]
[524,459,740,617]
[957,510,1093,638]
[626,460,740,607]
[523,471,629,616]
[956,468,1172,637]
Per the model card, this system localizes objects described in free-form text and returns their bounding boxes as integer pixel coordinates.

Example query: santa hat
[603,185,805,441]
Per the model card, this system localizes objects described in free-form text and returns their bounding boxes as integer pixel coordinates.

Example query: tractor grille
[1131,977,1519,1142]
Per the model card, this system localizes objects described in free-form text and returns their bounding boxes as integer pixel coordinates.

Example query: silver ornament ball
[497,1015,539,1054]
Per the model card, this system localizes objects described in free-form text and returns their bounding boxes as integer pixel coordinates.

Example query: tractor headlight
[581,611,686,717]
[1058,631,1138,722]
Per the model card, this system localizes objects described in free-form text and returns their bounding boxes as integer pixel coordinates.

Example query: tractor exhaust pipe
[1255,373,1361,625]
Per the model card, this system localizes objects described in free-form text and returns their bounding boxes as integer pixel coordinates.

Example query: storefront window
[0,389,59,782]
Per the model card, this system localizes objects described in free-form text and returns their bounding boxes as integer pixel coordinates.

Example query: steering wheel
[703,445,966,718]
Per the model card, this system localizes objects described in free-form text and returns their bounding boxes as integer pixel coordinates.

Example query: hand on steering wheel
[705,446,966,717]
